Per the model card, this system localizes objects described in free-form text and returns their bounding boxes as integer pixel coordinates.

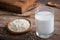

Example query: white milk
[35,11,54,38]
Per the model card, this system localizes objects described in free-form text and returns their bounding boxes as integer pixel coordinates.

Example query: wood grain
[0,7,60,40]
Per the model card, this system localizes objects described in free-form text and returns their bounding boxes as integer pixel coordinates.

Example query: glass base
[36,32,53,39]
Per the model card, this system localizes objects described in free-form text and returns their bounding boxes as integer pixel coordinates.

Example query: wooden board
[0,0,37,13]
[0,7,60,40]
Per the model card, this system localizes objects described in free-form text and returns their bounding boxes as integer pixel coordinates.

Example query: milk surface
[35,11,54,34]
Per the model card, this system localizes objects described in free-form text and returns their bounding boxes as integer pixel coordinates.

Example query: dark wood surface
[0,0,60,40]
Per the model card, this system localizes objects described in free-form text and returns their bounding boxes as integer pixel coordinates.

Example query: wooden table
[0,2,60,40]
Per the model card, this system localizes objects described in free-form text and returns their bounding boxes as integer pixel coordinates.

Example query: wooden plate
[7,18,31,34]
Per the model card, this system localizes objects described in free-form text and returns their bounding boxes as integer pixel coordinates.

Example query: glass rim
[34,4,55,14]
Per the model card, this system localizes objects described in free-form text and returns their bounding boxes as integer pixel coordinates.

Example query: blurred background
[37,0,60,4]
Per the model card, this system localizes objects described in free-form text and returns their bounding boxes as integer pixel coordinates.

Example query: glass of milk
[34,5,55,38]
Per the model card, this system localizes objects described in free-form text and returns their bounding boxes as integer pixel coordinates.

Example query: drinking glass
[34,5,55,38]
